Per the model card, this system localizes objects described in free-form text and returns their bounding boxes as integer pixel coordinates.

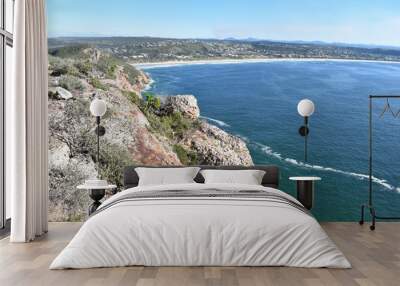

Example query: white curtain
[7,0,49,242]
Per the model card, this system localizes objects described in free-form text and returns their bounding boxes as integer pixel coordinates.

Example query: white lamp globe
[90,98,107,117]
[297,99,315,117]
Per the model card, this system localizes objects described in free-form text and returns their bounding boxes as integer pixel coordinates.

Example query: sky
[47,0,400,46]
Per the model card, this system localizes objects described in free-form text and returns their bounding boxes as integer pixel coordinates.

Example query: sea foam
[252,142,400,193]
[200,116,231,127]
[142,76,155,92]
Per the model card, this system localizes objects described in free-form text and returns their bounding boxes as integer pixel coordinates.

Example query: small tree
[143,92,161,111]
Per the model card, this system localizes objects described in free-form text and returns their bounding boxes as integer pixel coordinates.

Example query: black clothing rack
[360,95,400,230]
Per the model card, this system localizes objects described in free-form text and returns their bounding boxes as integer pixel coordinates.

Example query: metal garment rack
[360,95,400,230]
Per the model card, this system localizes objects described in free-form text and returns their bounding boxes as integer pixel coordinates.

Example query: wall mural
[47,1,400,222]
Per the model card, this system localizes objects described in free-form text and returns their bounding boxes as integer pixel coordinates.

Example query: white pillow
[135,167,200,186]
[200,169,266,185]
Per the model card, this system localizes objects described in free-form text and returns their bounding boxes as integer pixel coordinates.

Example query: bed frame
[123,165,280,189]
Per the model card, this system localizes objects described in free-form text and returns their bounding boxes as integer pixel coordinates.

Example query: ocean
[144,60,400,221]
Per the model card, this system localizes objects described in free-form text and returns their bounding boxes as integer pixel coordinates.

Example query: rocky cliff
[160,95,252,166]
[48,46,253,221]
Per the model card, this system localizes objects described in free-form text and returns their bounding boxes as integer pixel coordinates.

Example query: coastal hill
[48,37,400,63]
[48,46,252,221]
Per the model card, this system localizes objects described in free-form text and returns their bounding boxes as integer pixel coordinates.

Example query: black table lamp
[297,99,315,163]
[90,96,107,176]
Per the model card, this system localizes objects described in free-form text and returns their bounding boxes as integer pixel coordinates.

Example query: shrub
[164,112,192,138]
[173,144,198,165]
[96,56,119,79]
[89,77,108,91]
[87,140,135,191]
[49,56,79,77]
[96,55,141,82]
[59,75,85,91]
[74,60,93,76]
[50,61,69,76]
[49,162,90,222]
[146,111,195,140]
[49,98,93,158]
[131,93,198,140]
[143,92,161,111]
[124,91,143,106]
[48,90,59,100]
[48,44,90,58]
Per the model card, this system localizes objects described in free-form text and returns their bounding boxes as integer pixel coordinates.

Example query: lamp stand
[298,116,310,163]
[94,116,106,179]
[304,116,308,163]
[96,116,100,175]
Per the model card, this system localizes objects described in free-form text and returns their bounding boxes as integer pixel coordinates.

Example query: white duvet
[50,183,351,269]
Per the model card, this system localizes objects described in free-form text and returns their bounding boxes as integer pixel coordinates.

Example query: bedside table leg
[296,180,314,210]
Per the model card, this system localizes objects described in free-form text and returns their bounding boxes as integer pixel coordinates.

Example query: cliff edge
[48,46,253,221]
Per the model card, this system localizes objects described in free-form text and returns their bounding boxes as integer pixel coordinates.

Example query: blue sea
[144,60,400,221]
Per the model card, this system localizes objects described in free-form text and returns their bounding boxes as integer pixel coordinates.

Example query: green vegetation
[49,56,79,77]
[48,90,59,100]
[48,44,145,90]
[89,77,108,91]
[122,64,141,85]
[104,59,140,84]
[48,44,90,58]
[59,75,84,91]
[49,98,93,158]
[123,90,200,141]
[74,60,93,75]
[143,92,161,111]
[49,163,90,222]
[48,37,400,63]
[173,144,198,165]
[124,91,141,105]
[147,111,197,139]
[97,143,135,190]
[49,54,93,79]
[96,55,118,79]
[95,53,141,84]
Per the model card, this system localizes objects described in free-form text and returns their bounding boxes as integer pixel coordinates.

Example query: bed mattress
[50,183,350,269]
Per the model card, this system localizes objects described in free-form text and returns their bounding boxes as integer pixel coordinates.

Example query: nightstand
[289,176,321,210]
[77,184,117,215]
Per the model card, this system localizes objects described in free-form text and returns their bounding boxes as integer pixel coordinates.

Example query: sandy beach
[133,57,400,70]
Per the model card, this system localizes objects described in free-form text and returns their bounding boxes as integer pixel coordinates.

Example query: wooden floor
[0,222,399,286]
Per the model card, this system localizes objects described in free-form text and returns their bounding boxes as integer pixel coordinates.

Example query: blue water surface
[146,60,400,221]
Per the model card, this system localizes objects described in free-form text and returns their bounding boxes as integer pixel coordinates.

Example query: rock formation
[55,86,73,100]
[160,95,200,119]
[180,122,253,166]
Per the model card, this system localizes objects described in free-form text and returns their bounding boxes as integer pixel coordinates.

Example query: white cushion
[200,169,266,185]
[135,167,200,186]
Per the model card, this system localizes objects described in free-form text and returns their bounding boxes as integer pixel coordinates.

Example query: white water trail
[250,141,400,193]
[200,116,231,127]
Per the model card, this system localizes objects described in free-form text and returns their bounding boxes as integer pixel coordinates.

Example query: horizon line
[47,35,400,49]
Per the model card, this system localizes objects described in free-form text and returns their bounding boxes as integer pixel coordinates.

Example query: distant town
[48,37,400,63]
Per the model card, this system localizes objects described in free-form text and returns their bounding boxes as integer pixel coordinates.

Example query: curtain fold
[8,0,48,242]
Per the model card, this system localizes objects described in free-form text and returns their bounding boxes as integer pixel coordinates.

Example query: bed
[50,165,350,269]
